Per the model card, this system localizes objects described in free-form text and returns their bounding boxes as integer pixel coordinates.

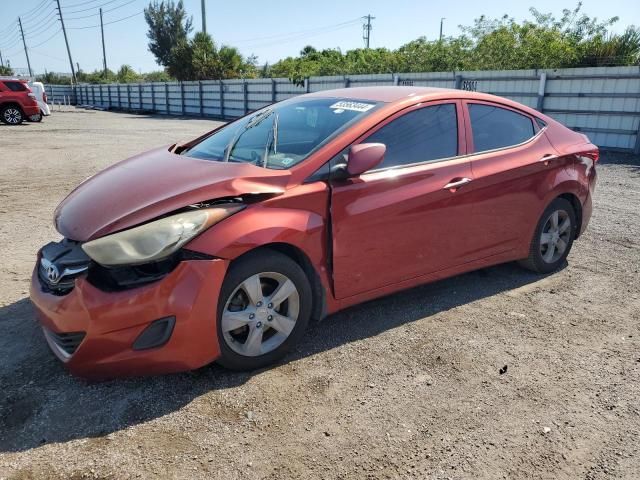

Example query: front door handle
[444,177,472,191]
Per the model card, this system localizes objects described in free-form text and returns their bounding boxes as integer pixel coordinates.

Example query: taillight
[43,91,48,103]
[585,148,599,163]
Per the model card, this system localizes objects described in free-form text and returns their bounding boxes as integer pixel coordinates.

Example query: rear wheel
[519,198,576,273]
[216,250,312,370]
[1,105,24,125]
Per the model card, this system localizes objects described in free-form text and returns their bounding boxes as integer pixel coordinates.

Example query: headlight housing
[81,205,243,266]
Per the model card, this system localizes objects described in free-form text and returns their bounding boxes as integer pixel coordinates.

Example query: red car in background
[30,87,598,378]
[0,78,40,125]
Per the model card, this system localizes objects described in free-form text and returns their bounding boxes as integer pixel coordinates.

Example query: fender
[517,157,585,257]
[188,205,324,259]
[185,202,334,300]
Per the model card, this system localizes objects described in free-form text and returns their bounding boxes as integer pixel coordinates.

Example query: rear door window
[468,104,535,152]
[364,103,458,169]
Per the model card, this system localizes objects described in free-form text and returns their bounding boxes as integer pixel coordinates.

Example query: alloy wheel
[221,272,300,357]
[4,108,22,124]
[539,209,571,263]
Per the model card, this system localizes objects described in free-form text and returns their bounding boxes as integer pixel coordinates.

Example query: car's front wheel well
[230,243,326,322]
[558,193,582,238]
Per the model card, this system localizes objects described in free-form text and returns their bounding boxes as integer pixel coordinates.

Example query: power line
[66,10,144,29]
[0,0,50,35]
[0,22,20,37]
[232,18,362,44]
[0,30,23,50]
[30,48,66,62]
[62,0,110,8]
[241,20,364,50]
[65,0,140,20]
[24,17,60,39]
[20,0,51,19]
[20,6,58,28]
[29,29,63,49]
[62,0,128,15]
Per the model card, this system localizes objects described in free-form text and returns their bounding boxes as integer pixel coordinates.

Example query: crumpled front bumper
[30,258,229,378]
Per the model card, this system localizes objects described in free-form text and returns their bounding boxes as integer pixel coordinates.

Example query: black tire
[34,111,43,122]
[519,197,576,274]
[0,105,24,125]
[216,249,312,370]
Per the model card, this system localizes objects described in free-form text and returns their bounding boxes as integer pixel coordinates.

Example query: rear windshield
[183,97,381,169]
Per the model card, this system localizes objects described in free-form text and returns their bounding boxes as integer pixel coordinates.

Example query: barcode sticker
[329,101,375,113]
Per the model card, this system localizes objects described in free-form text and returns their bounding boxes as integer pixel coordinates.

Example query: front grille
[45,329,86,357]
[38,239,91,296]
[38,266,77,295]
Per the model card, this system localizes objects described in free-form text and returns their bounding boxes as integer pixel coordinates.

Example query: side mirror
[347,143,386,176]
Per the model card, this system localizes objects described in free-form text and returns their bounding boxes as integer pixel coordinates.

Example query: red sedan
[30,87,598,377]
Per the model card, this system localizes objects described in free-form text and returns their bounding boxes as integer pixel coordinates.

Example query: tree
[143,70,174,82]
[37,71,71,84]
[0,65,13,76]
[144,0,192,67]
[267,2,639,82]
[117,65,141,83]
[167,31,257,81]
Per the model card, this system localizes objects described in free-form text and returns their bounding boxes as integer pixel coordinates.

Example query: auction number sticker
[330,101,375,113]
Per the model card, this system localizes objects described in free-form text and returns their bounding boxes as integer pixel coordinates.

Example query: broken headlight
[81,205,244,266]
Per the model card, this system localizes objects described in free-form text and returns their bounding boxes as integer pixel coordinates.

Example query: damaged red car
[30,87,598,378]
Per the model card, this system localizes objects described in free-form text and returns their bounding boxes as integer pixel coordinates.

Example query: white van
[28,81,51,120]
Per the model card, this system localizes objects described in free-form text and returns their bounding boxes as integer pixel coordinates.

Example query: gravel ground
[0,109,639,480]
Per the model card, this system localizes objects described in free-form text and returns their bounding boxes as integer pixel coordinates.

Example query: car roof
[0,77,28,82]
[303,86,545,119]
[304,86,457,102]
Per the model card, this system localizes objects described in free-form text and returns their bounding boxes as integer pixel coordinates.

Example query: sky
[0,0,638,75]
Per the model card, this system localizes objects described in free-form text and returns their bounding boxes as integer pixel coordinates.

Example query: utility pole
[55,0,77,84]
[100,8,107,74]
[362,14,375,49]
[18,17,33,77]
[201,0,206,34]
[439,18,445,42]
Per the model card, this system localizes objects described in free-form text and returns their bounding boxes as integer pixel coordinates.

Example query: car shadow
[0,262,557,453]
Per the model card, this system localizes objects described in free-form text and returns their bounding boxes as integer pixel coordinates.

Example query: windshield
[182,97,380,169]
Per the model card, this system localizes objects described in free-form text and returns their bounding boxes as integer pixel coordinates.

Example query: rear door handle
[443,177,472,191]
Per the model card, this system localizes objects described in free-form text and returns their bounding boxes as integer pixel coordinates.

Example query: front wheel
[1,105,24,125]
[519,198,576,274]
[216,250,312,370]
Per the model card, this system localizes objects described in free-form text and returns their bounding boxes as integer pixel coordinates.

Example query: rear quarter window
[469,104,535,152]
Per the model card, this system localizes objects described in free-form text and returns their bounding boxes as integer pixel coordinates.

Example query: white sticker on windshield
[330,101,375,113]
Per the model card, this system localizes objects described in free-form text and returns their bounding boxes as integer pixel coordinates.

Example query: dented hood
[54,146,291,241]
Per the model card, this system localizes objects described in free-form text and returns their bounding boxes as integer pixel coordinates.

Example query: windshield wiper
[223,109,274,163]
[262,112,279,168]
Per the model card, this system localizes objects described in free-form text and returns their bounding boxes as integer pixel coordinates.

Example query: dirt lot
[0,109,638,480]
